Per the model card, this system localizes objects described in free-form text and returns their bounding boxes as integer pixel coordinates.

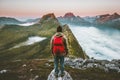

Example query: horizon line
[0,12,119,19]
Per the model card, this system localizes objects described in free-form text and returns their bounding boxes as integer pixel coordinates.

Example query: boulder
[47,69,73,80]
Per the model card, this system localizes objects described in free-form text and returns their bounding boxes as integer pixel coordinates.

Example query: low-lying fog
[69,24,120,60]
[12,36,46,48]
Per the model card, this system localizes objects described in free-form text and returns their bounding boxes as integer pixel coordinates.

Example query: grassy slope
[0,18,59,61]
[63,24,88,59]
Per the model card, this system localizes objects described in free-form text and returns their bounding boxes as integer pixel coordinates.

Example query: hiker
[50,25,68,77]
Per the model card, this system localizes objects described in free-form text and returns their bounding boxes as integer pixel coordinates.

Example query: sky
[0,0,120,18]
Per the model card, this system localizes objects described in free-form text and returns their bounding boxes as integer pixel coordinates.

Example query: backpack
[53,35,65,55]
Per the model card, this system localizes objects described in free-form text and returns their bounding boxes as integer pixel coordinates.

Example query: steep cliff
[63,24,88,59]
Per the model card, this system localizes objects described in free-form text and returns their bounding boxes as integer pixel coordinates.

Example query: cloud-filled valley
[69,25,120,60]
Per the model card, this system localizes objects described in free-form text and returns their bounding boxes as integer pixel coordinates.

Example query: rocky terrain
[0,58,120,80]
[65,58,120,73]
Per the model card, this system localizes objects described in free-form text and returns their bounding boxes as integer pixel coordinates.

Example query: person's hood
[55,32,63,37]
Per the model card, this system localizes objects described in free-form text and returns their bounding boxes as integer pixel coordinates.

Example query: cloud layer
[69,25,120,60]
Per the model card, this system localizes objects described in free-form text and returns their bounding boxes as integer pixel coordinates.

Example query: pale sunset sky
[0,0,120,18]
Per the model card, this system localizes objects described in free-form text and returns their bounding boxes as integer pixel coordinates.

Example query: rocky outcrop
[39,13,58,24]
[47,69,73,80]
[65,58,120,73]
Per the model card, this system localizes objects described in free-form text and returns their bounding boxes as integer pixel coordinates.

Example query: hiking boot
[54,73,58,78]
[55,74,58,78]
[60,72,65,77]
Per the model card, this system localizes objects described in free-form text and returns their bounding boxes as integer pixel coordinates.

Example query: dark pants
[54,56,64,75]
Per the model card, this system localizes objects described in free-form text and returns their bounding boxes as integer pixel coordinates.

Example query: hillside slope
[0,13,87,61]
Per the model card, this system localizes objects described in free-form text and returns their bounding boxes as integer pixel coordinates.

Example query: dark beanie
[57,25,62,32]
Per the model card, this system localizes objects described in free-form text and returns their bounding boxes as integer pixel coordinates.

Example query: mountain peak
[39,13,57,23]
[97,13,120,23]
[113,12,119,16]
[64,12,75,18]
[41,13,56,20]
[99,14,110,18]
[111,12,120,18]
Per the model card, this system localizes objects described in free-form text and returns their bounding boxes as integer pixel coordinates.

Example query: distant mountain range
[0,12,120,29]
[58,12,91,26]
[58,12,120,29]
[94,13,120,29]
[0,17,23,25]
[83,13,120,28]
[25,18,40,23]
[0,17,40,25]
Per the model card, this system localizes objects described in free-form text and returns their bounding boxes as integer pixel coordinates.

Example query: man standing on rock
[50,25,68,77]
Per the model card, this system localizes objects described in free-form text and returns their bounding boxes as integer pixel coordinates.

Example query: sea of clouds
[69,24,120,60]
